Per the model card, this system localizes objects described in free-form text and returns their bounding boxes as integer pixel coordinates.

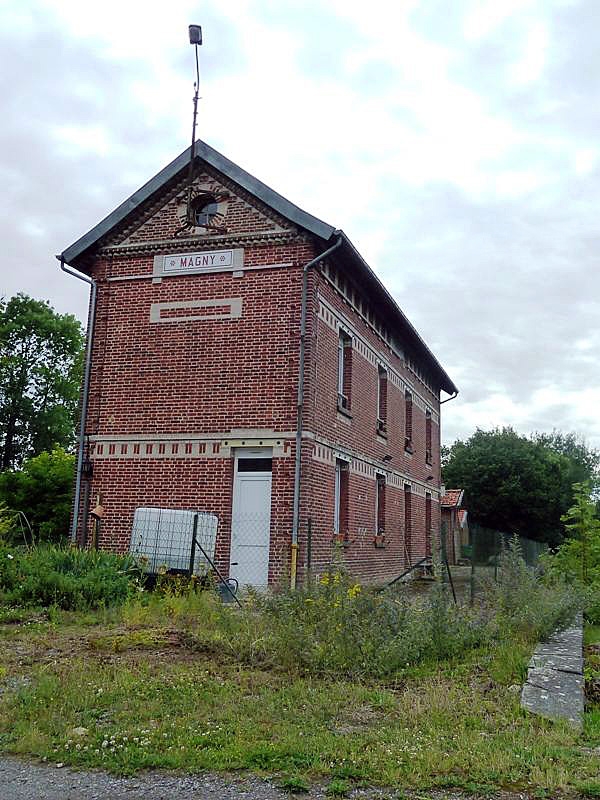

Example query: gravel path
[0,755,538,800]
[0,757,295,800]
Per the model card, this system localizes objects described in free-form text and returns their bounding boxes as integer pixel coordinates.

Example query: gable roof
[59,139,458,395]
[441,488,464,508]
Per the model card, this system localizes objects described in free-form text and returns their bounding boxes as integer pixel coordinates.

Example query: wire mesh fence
[441,522,548,604]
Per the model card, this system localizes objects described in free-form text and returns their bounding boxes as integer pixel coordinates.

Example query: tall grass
[0,543,141,610]
[161,556,580,680]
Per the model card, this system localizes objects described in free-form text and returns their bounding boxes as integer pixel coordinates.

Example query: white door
[230,450,272,588]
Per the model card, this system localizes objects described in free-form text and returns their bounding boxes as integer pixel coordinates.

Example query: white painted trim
[149,297,242,324]
[311,436,441,499]
[105,262,294,283]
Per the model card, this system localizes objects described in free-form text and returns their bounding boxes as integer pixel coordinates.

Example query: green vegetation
[0,447,75,543]
[0,593,595,795]
[543,482,600,624]
[0,540,592,794]
[0,293,84,470]
[442,427,599,545]
[0,543,140,610]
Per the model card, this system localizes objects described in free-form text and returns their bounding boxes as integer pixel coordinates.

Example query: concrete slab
[521,619,584,729]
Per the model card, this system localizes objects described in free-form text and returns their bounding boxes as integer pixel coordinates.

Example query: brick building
[441,488,469,565]
[59,140,458,588]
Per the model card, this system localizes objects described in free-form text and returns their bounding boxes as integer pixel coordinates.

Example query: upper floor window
[377,365,387,436]
[404,391,413,454]
[337,331,352,414]
[425,410,432,465]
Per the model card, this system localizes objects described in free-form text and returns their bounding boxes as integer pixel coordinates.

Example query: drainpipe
[438,389,458,561]
[291,234,343,590]
[57,255,98,544]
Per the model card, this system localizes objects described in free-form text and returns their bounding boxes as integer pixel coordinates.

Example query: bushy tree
[442,427,582,545]
[0,447,75,543]
[543,482,600,623]
[0,294,84,469]
[532,431,600,512]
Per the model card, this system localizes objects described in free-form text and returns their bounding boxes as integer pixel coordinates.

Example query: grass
[584,622,600,752]
[585,625,600,646]
[0,604,597,796]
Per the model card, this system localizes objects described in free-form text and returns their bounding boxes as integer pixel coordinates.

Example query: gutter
[57,255,97,544]
[290,234,343,589]
[440,390,459,405]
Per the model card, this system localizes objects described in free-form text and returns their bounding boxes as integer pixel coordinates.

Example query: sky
[1,0,599,447]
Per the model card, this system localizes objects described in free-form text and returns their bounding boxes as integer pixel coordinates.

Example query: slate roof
[59,139,458,395]
[441,488,464,508]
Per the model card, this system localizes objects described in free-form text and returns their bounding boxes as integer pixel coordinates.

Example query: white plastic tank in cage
[129,507,218,576]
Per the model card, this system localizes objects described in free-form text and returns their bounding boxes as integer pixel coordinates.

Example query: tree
[0,447,75,543]
[442,427,578,545]
[532,430,600,487]
[558,481,600,585]
[0,294,84,469]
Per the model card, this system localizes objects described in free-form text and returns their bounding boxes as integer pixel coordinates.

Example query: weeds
[0,547,593,794]
[0,544,141,610]
[488,538,582,640]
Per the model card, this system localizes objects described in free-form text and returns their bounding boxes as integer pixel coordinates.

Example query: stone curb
[521,614,584,729]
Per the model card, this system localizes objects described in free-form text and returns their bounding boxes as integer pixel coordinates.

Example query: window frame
[404,483,412,563]
[337,330,352,414]
[404,391,413,453]
[425,409,432,465]
[375,473,386,536]
[377,365,387,436]
[334,458,349,537]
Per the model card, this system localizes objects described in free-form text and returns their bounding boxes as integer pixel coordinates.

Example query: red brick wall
[74,163,445,588]
[294,267,442,584]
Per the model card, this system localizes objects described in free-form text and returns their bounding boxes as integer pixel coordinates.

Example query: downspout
[291,234,343,589]
[438,390,458,568]
[57,255,97,545]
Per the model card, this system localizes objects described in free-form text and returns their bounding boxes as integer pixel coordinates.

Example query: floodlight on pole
[185,25,203,227]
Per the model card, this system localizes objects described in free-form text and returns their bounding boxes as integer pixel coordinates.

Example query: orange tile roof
[441,488,463,507]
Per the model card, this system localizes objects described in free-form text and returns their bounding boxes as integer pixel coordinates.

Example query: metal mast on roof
[186,24,203,227]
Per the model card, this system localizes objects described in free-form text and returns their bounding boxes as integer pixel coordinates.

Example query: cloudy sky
[1,0,599,447]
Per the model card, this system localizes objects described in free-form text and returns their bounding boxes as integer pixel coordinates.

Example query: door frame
[229,447,273,587]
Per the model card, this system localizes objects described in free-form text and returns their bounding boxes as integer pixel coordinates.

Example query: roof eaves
[60,139,335,266]
[337,232,458,395]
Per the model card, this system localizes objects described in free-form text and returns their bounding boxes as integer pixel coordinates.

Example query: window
[425,492,432,558]
[337,331,352,413]
[404,484,412,563]
[404,391,413,453]
[375,474,386,535]
[377,365,387,435]
[425,410,432,465]
[334,459,349,537]
[190,193,218,227]
[237,458,272,472]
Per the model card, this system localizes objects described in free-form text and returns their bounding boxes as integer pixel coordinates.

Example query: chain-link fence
[440,521,548,604]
